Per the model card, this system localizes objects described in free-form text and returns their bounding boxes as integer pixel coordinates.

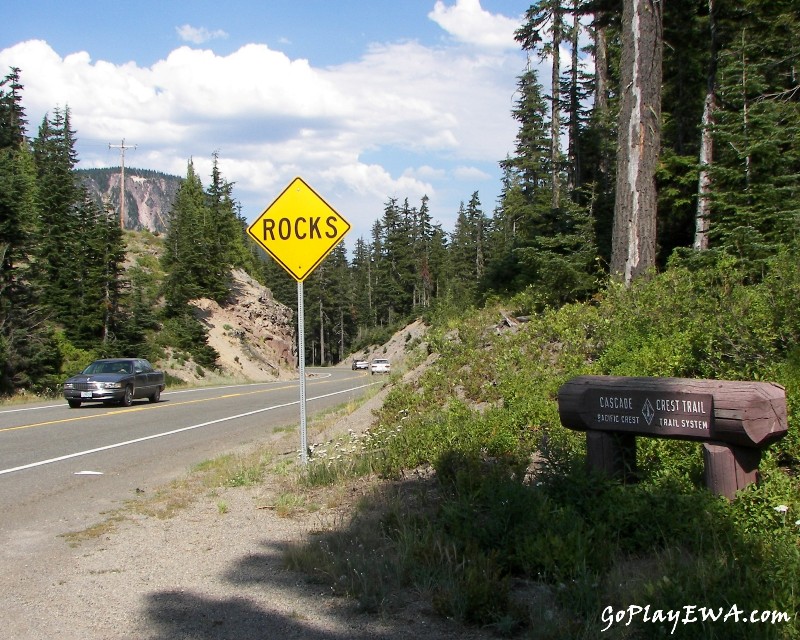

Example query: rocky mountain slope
[191,269,296,381]
[159,268,297,384]
[79,167,180,233]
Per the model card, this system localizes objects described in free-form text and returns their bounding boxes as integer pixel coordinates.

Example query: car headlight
[63,383,74,390]
[98,382,122,389]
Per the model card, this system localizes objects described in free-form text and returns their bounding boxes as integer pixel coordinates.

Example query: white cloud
[0,6,530,243]
[453,165,492,181]
[406,165,448,181]
[428,0,521,49]
[176,25,229,45]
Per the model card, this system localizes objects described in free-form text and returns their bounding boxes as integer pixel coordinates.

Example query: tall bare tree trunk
[694,0,717,250]
[551,2,563,211]
[610,0,663,284]
[567,0,581,195]
[594,24,609,120]
[594,22,612,200]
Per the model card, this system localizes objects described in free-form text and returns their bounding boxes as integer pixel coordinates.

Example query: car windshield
[83,361,132,375]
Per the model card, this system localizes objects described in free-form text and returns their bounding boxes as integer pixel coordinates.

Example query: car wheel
[149,387,161,403]
[120,386,133,407]
[67,399,81,409]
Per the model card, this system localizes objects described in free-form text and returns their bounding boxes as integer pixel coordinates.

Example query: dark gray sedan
[63,358,166,408]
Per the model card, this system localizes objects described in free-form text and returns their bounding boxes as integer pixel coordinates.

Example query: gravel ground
[1,383,497,640]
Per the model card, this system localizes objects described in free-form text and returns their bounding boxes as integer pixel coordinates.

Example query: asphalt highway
[0,368,378,558]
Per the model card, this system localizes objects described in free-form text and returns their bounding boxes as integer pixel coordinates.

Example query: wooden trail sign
[557,376,788,499]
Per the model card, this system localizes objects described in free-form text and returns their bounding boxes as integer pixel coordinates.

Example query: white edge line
[0,381,379,476]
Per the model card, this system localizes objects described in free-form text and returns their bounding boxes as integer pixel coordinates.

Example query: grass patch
[191,450,272,489]
[270,492,313,517]
[61,514,128,547]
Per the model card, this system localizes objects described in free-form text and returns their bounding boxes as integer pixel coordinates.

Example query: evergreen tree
[161,160,207,314]
[694,0,719,251]
[427,223,450,307]
[576,5,618,265]
[708,0,800,270]
[0,68,26,149]
[656,0,716,263]
[489,68,554,295]
[485,167,528,295]
[448,193,488,304]
[516,0,567,210]
[412,195,436,308]
[0,68,35,295]
[71,197,125,350]
[373,199,408,325]
[31,107,83,323]
[203,153,258,299]
[0,70,61,393]
[349,236,375,341]
[159,159,220,368]
[120,260,162,360]
[305,242,351,364]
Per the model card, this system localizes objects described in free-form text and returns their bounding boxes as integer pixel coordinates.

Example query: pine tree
[373,198,409,325]
[305,242,351,364]
[0,68,35,295]
[576,7,617,265]
[708,0,800,270]
[349,236,374,336]
[31,107,84,323]
[161,160,207,314]
[485,167,528,295]
[655,0,715,263]
[0,70,61,393]
[694,0,719,251]
[412,195,436,308]
[448,194,488,304]
[0,68,26,149]
[489,68,554,295]
[516,0,567,210]
[204,153,250,300]
[70,196,125,350]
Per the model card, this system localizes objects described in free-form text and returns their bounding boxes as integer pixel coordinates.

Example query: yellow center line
[0,384,298,433]
[0,374,368,434]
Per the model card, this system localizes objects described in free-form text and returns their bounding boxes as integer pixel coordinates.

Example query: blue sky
[2,1,536,247]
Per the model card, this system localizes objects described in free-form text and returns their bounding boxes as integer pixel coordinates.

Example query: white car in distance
[370,358,391,375]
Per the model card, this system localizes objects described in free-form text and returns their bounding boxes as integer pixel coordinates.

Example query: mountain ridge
[78,167,182,233]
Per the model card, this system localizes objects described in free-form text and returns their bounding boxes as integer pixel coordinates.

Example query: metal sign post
[297,280,307,464]
[246,177,350,465]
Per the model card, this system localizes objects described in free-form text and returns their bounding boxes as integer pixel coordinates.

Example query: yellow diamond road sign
[247,177,351,282]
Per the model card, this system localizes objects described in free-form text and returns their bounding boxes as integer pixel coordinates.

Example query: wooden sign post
[557,376,788,499]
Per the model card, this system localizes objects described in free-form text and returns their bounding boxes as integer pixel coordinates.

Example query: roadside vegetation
[284,247,800,639]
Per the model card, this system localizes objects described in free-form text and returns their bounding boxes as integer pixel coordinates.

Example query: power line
[108,139,137,229]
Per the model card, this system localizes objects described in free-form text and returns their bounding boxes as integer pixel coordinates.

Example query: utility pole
[108,139,136,229]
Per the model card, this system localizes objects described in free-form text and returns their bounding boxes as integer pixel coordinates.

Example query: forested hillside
[1,0,799,396]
